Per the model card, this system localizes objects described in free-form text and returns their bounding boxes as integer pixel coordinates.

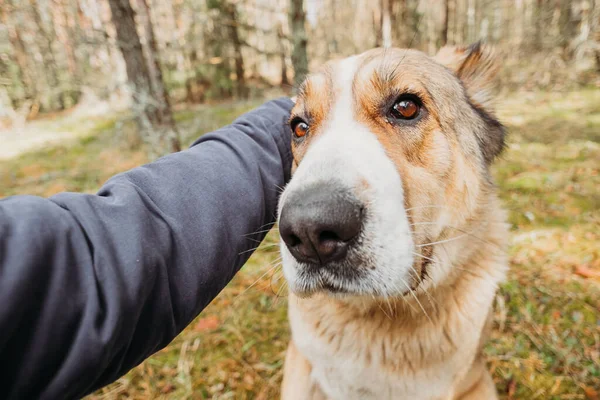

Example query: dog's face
[278,44,505,298]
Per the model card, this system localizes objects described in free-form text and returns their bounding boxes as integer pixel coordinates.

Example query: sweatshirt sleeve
[0,97,293,400]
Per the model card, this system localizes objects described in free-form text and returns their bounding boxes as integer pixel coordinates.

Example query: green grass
[1,90,599,399]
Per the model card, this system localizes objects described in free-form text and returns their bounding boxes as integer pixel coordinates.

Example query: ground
[0,89,598,399]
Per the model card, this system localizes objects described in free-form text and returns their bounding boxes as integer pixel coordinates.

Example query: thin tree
[290,0,309,86]
[106,0,181,154]
[441,0,450,46]
[278,23,290,87]
[0,0,36,106]
[381,0,392,48]
[222,1,248,98]
[29,0,64,110]
[138,0,181,150]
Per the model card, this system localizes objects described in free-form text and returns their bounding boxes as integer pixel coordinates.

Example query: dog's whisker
[407,262,438,312]
[242,225,279,237]
[409,221,438,227]
[238,243,280,256]
[442,225,508,254]
[453,266,489,280]
[416,234,468,248]
[405,205,452,213]
[377,301,393,320]
[412,251,437,263]
[233,261,282,302]
[400,277,433,324]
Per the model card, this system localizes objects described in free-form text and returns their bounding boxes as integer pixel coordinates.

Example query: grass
[1,89,598,399]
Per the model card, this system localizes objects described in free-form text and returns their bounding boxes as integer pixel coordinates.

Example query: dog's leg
[455,360,498,400]
[281,341,327,400]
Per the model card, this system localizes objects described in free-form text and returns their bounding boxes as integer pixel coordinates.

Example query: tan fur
[281,45,508,399]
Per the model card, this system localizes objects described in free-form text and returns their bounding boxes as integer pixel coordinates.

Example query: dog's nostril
[319,230,341,243]
[288,233,301,247]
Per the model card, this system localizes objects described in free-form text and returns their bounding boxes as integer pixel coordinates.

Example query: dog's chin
[287,265,413,300]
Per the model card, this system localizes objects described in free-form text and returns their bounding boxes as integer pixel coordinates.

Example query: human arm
[0,98,293,399]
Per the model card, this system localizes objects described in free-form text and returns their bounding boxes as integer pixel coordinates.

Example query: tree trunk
[396,0,409,47]
[441,0,450,46]
[0,0,36,105]
[223,2,248,98]
[381,0,392,48]
[559,0,576,55]
[55,0,82,107]
[290,0,309,86]
[467,0,475,42]
[278,23,290,87]
[592,0,600,72]
[373,5,383,47]
[138,0,181,151]
[107,0,181,154]
[29,0,64,110]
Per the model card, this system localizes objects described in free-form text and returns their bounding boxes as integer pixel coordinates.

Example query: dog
[277,42,509,400]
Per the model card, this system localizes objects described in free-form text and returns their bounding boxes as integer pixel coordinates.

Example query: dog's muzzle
[279,183,364,267]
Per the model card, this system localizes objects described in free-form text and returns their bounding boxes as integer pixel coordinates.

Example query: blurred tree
[442,0,450,46]
[29,0,64,110]
[381,0,392,48]
[138,0,181,151]
[0,0,37,108]
[107,0,181,154]
[290,0,308,86]
[278,23,290,87]
[222,1,248,98]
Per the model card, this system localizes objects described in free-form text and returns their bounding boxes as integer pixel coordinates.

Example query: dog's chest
[289,304,479,400]
[298,337,458,400]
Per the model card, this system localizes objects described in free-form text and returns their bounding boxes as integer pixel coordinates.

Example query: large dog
[277,43,508,400]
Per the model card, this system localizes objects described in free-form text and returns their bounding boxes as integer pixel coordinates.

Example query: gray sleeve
[0,97,293,400]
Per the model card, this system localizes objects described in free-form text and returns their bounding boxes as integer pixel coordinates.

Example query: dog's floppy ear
[434,41,499,110]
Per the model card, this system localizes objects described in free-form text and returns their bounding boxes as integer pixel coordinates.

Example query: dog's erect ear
[434,42,499,109]
[435,42,505,164]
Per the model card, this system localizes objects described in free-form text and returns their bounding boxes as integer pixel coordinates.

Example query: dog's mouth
[292,256,368,297]
[285,239,436,299]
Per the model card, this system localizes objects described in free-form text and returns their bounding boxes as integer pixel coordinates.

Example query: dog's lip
[320,281,348,293]
[293,267,355,296]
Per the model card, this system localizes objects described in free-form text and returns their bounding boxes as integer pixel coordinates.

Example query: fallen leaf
[583,385,599,400]
[161,384,175,394]
[507,378,517,400]
[574,265,600,279]
[552,310,561,320]
[194,315,220,332]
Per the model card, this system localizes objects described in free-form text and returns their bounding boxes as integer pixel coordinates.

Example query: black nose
[279,184,364,265]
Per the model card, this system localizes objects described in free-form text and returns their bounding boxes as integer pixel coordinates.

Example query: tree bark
[0,0,36,104]
[290,0,309,86]
[558,0,576,55]
[107,0,181,154]
[442,0,450,46]
[223,2,248,98]
[278,23,290,87]
[592,0,600,72]
[29,0,64,110]
[54,0,82,107]
[138,0,181,151]
[381,0,392,48]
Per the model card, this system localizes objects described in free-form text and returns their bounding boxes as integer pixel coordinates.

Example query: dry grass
[0,90,598,399]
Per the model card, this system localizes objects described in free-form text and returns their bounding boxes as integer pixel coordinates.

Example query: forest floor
[1,89,599,399]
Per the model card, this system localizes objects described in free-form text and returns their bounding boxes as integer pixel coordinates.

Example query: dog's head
[278,43,505,298]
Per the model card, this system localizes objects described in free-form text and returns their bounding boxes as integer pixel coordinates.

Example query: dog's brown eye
[291,119,309,138]
[391,98,420,120]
